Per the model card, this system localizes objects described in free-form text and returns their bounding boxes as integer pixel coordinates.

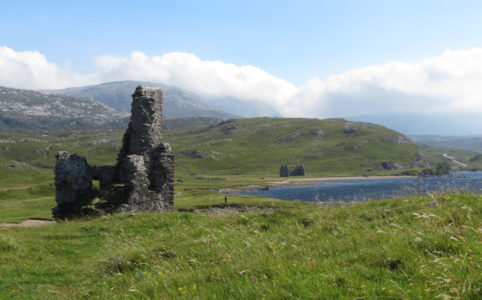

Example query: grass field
[0,168,480,299]
[0,119,481,299]
[1,192,480,299]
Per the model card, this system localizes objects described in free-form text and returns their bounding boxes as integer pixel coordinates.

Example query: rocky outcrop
[313,129,324,139]
[379,134,411,145]
[343,121,381,134]
[379,162,403,170]
[412,153,430,168]
[52,86,175,219]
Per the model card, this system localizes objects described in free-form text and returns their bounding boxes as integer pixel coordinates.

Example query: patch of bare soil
[0,219,55,228]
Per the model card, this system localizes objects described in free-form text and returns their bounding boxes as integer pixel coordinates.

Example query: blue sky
[2,0,482,84]
[3,0,482,134]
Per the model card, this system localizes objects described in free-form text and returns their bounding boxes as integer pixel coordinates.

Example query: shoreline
[267,175,414,186]
[223,175,415,194]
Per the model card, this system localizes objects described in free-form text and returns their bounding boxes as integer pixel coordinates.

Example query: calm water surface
[240,171,482,203]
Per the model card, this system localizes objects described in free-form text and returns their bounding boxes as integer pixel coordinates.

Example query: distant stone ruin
[279,164,290,177]
[52,86,175,219]
[292,164,305,176]
[279,164,305,177]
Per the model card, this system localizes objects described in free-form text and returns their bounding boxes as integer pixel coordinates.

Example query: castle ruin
[279,164,305,177]
[52,86,175,219]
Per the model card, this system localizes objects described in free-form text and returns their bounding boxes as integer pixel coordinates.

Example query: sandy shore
[267,175,413,186]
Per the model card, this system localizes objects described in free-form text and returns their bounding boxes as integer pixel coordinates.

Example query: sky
[2,0,482,134]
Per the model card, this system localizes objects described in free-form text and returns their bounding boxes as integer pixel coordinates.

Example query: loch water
[240,171,482,203]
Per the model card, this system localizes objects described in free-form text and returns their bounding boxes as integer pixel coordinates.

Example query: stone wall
[52,152,92,219]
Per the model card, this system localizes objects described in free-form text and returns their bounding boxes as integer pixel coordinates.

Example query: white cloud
[291,48,482,118]
[93,51,297,106]
[0,46,92,89]
[2,45,482,121]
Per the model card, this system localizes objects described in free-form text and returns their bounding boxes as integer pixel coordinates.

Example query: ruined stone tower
[52,86,175,219]
[119,86,164,156]
[116,86,175,212]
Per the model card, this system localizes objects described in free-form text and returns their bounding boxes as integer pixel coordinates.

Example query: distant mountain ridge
[0,86,128,134]
[205,96,281,118]
[45,80,281,119]
[410,135,482,152]
[45,81,239,119]
[347,113,482,136]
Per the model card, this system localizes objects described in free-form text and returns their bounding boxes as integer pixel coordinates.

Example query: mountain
[205,96,281,117]
[346,113,482,135]
[46,80,282,118]
[45,81,238,119]
[0,86,128,134]
[410,135,482,152]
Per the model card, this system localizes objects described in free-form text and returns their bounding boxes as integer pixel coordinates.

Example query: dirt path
[442,153,467,167]
[0,219,55,228]
[0,184,42,191]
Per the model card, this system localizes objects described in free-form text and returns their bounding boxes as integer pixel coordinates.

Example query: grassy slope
[418,144,482,169]
[0,118,421,176]
[1,194,480,299]
[170,118,420,176]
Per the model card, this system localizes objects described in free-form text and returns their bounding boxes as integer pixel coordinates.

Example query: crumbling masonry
[279,164,305,177]
[52,86,175,219]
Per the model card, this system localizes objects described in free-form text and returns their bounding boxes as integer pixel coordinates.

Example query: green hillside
[418,144,482,170]
[0,118,422,178]
[169,118,421,176]
[467,153,482,169]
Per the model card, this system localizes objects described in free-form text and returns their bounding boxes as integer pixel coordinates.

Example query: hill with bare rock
[0,86,128,134]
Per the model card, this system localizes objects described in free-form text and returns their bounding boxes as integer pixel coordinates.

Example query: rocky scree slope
[0,87,128,134]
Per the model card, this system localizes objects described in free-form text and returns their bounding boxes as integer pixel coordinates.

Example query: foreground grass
[0,166,54,223]
[1,193,480,299]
